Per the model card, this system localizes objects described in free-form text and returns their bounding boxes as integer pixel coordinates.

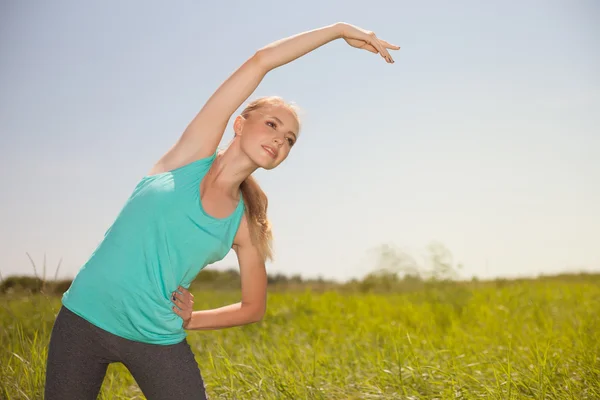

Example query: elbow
[246,305,266,324]
[252,49,272,72]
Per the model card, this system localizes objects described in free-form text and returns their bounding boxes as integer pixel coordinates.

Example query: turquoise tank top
[62,151,245,345]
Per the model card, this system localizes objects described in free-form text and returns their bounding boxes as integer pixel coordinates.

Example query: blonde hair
[237,96,301,262]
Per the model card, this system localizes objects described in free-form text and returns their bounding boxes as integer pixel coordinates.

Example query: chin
[254,149,283,170]
[249,152,275,170]
[261,159,278,171]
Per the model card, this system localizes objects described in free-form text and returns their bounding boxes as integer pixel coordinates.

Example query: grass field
[1,277,599,399]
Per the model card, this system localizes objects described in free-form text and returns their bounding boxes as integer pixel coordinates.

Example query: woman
[44,22,399,399]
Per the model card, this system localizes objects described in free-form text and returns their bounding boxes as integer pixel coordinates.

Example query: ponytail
[240,174,273,262]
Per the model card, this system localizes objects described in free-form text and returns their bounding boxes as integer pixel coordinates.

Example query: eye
[287,138,295,146]
[266,121,276,128]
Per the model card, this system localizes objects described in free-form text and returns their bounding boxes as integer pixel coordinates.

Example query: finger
[172,293,185,306]
[179,286,194,301]
[372,36,395,62]
[366,35,385,58]
[369,36,392,63]
[379,39,400,50]
[173,289,186,301]
[367,34,388,60]
[172,296,182,308]
[376,38,393,63]
[177,297,189,308]
[172,305,181,314]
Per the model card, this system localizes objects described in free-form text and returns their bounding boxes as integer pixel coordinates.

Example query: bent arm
[149,23,344,174]
[185,216,267,330]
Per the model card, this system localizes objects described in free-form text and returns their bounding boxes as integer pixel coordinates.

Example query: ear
[233,115,246,136]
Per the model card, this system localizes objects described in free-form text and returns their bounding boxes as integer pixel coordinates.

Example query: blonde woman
[45,22,399,399]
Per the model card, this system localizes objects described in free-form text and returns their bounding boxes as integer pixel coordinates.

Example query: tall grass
[1,276,599,399]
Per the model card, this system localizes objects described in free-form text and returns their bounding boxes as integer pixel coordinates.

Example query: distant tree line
[1,243,597,295]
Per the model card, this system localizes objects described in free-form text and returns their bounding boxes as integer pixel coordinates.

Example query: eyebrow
[269,116,298,141]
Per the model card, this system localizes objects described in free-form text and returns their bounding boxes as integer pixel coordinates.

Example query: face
[235,104,300,170]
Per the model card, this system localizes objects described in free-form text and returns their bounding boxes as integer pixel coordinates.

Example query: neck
[205,142,257,199]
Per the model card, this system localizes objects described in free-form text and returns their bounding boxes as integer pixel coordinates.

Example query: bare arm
[147,22,399,175]
[184,215,267,330]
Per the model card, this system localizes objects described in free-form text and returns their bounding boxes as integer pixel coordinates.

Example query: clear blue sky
[1,0,599,282]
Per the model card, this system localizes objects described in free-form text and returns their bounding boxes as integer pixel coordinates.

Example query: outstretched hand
[338,23,400,64]
[172,285,194,329]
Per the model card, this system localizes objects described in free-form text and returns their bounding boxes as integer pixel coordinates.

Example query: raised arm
[148,22,399,175]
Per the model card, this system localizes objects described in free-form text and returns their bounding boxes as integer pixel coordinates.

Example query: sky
[1,0,599,282]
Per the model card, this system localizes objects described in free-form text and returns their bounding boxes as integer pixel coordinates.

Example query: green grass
[1,278,599,399]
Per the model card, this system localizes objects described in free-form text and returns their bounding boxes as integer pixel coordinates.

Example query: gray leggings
[44,305,207,399]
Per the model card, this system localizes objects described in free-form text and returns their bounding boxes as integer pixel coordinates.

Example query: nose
[272,136,283,146]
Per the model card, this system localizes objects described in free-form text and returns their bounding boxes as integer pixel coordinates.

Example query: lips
[261,145,278,159]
